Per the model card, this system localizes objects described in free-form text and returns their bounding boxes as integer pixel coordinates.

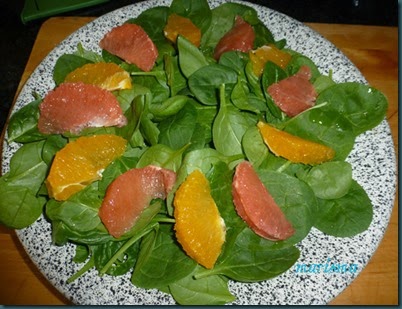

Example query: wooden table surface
[0,17,398,305]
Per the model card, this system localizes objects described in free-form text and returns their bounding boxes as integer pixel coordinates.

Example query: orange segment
[257,121,335,165]
[164,13,201,47]
[46,134,127,201]
[64,62,132,91]
[249,44,292,77]
[173,169,226,269]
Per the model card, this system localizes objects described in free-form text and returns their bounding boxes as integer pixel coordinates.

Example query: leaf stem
[277,101,328,130]
[277,160,292,173]
[99,222,158,276]
[67,255,95,284]
[156,217,176,224]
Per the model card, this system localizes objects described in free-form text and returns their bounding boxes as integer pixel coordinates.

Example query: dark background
[0,0,398,134]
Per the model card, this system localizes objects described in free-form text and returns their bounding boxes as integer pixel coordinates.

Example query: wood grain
[0,17,398,305]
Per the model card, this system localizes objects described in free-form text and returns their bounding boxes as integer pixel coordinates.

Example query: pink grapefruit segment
[38,82,127,135]
[214,16,255,60]
[232,161,295,241]
[99,23,158,72]
[267,65,317,117]
[99,165,176,238]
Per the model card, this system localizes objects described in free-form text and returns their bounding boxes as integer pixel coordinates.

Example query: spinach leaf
[244,61,265,99]
[92,239,140,276]
[169,0,212,34]
[261,61,288,118]
[177,35,210,78]
[197,227,300,282]
[116,104,146,148]
[149,95,188,120]
[164,55,188,96]
[299,161,353,200]
[188,64,238,105]
[131,65,170,104]
[169,266,235,305]
[206,162,236,218]
[50,220,113,246]
[41,135,67,165]
[136,143,187,172]
[115,87,148,113]
[7,97,46,143]
[4,141,48,192]
[256,169,317,249]
[72,244,90,263]
[0,178,46,229]
[212,84,256,156]
[53,54,92,85]
[132,225,197,289]
[285,52,321,81]
[74,42,104,63]
[158,101,197,150]
[191,101,216,143]
[281,106,356,161]
[46,183,102,233]
[127,6,169,43]
[133,93,160,146]
[313,74,336,94]
[316,82,388,135]
[98,149,142,194]
[177,148,231,179]
[262,61,288,87]
[314,180,373,237]
[242,125,269,168]
[219,51,266,114]
[218,51,248,76]
[200,2,274,55]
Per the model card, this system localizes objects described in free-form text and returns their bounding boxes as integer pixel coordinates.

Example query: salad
[0,0,389,305]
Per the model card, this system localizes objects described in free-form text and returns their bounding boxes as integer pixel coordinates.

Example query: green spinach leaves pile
[0,0,388,305]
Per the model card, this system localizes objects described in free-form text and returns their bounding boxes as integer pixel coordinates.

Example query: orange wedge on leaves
[173,169,226,269]
[257,121,335,165]
[249,45,292,77]
[164,13,201,47]
[64,62,132,91]
[46,134,127,201]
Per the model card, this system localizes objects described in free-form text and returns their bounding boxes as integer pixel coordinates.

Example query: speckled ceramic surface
[1,0,397,305]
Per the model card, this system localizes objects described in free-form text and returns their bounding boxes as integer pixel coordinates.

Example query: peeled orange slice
[46,134,127,201]
[173,169,226,269]
[249,44,292,76]
[257,121,335,165]
[164,13,201,47]
[64,62,132,91]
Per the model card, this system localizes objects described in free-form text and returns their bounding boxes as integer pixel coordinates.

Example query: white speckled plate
[1,0,397,305]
